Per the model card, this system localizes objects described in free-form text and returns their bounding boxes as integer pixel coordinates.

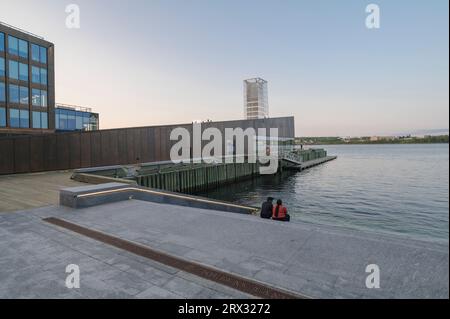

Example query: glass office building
[0,22,54,135]
[55,104,99,132]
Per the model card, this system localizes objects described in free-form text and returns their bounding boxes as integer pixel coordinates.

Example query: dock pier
[72,149,337,194]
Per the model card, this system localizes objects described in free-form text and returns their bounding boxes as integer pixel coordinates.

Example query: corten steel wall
[0,117,295,175]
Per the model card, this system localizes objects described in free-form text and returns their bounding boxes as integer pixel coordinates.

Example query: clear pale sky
[1,0,448,136]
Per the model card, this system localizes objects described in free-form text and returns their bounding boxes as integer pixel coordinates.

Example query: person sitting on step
[272,199,290,222]
[260,197,274,219]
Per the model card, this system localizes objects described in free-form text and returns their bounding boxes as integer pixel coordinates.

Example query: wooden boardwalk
[0,171,83,213]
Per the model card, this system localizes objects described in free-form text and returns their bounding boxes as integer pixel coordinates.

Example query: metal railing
[0,21,45,40]
[56,103,93,113]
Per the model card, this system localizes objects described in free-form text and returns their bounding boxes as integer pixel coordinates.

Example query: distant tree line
[295,135,449,145]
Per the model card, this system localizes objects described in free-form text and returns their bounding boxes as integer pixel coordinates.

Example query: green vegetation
[295,135,449,145]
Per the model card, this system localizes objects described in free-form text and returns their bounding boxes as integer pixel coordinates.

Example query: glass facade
[0,107,5,127]
[32,89,40,106]
[31,67,46,85]
[9,84,19,103]
[8,61,29,82]
[0,32,4,52]
[19,63,28,82]
[1,25,52,132]
[31,89,47,107]
[8,35,18,56]
[19,86,29,105]
[32,111,48,129]
[8,60,18,79]
[9,108,19,127]
[41,111,48,128]
[19,109,29,128]
[41,90,47,107]
[0,82,5,102]
[31,44,39,62]
[31,44,47,64]
[40,68,47,85]
[7,36,28,58]
[18,39,28,58]
[55,108,99,131]
[40,46,47,64]
[32,66,40,83]
[0,57,4,77]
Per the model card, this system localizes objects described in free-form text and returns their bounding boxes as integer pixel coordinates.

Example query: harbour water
[198,144,449,244]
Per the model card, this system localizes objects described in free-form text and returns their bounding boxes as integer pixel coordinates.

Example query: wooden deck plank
[0,171,84,213]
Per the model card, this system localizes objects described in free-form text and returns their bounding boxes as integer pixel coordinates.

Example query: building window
[19,86,29,105]
[0,82,5,102]
[0,57,4,77]
[0,32,4,52]
[33,111,49,129]
[8,36,19,56]
[9,108,19,127]
[31,66,47,85]
[55,111,60,129]
[0,107,5,127]
[31,89,47,107]
[40,68,47,85]
[59,110,68,130]
[76,111,83,130]
[20,109,29,128]
[31,44,40,62]
[82,113,90,130]
[32,89,40,106]
[9,84,19,103]
[41,90,48,107]
[68,110,76,130]
[8,60,18,80]
[19,63,28,82]
[18,39,28,59]
[33,111,48,129]
[33,111,40,128]
[9,61,29,82]
[40,47,47,64]
[7,36,28,58]
[32,66,40,83]
[41,112,48,129]
[31,44,48,64]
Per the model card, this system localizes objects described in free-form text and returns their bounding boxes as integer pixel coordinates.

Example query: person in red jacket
[272,199,290,222]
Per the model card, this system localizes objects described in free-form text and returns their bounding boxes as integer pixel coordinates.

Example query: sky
[1,0,448,136]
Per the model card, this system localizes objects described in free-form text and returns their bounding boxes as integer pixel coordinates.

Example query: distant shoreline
[295,135,449,146]
[299,142,449,146]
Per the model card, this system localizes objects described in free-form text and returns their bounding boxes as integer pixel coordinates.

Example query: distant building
[244,78,268,120]
[55,104,99,132]
[0,22,55,136]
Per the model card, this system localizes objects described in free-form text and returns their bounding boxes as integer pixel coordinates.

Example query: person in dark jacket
[272,199,290,222]
[260,197,274,219]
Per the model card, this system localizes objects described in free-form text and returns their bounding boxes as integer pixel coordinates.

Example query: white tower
[244,78,269,119]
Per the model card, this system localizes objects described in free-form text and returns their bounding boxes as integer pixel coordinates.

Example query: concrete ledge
[60,183,258,214]
[71,172,138,186]
[60,183,131,208]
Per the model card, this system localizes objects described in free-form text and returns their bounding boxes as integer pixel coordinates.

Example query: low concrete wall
[60,183,258,215]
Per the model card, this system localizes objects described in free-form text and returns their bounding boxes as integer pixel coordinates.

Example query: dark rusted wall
[0,117,295,175]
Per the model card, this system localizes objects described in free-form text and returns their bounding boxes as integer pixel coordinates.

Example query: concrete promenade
[0,199,448,299]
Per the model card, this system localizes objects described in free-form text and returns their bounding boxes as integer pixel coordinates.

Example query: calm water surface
[199,144,449,244]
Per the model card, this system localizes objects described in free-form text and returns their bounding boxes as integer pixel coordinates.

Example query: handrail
[56,103,93,113]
